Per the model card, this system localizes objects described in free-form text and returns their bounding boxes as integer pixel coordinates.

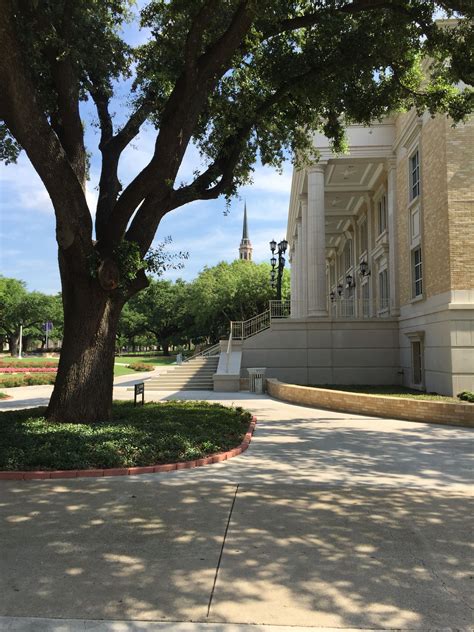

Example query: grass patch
[113,364,139,377]
[115,355,176,366]
[0,392,9,399]
[0,401,252,471]
[311,384,458,402]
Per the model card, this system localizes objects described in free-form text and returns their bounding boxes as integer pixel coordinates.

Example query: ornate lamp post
[270,239,288,301]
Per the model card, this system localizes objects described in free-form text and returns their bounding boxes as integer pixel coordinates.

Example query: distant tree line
[119,260,290,354]
[1,261,289,357]
[0,276,63,355]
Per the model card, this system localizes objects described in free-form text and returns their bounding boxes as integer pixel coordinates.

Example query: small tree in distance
[0,1,472,421]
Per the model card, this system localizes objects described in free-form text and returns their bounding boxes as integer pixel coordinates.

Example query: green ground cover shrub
[311,385,458,402]
[0,392,9,399]
[127,362,155,372]
[0,401,252,470]
[457,391,474,403]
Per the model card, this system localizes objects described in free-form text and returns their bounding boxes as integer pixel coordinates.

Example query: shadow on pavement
[0,478,471,628]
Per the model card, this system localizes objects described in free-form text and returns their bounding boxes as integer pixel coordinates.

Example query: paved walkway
[0,385,472,631]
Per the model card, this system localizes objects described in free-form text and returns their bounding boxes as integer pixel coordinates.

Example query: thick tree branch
[262,0,411,38]
[41,1,87,185]
[169,63,323,209]
[184,0,219,69]
[91,85,155,240]
[0,0,92,255]
[106,1,255,246]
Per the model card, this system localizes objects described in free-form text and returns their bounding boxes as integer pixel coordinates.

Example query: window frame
[409,148,420,202]
[412,245,423,298]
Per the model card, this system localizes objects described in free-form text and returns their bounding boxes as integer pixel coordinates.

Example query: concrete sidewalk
[0,388,473,629]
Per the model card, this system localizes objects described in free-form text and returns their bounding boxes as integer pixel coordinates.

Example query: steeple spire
[239,202,253,261]
[242,202,249,240]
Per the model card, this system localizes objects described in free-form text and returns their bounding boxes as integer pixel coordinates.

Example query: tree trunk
[161,342,170,356]
[47,281,123,423]
[8,335,18,357]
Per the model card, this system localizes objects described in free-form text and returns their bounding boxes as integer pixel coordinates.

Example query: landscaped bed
[311,385,460,402]
[0,373,57,388]
[0,401,252,471]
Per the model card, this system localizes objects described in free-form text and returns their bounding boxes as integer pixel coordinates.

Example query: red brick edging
[0,416,257,481]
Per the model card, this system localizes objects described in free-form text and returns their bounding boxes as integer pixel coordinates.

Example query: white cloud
[242,163,293,194]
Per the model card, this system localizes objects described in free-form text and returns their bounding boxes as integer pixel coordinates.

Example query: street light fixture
[269,239,288,301]
[359,260,371,277]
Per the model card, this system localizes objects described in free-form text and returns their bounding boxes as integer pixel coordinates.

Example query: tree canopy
[0,276,62,355]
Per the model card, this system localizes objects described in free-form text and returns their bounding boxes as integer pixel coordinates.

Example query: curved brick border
[0,416,257,481]
[267,378,474,428]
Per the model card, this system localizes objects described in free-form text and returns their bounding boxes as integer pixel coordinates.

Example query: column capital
[307,162,327,175]
[386,156,397,171]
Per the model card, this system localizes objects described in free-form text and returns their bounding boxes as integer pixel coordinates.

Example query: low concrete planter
[266,378,474,428]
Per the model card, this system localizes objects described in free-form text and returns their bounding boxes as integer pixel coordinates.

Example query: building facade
[286,111,473,395]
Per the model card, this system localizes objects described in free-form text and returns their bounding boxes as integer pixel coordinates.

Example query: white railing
[329,298,391,319]
[269,300,291,319]
[225,330,232,373]
[231,310,271,340]
[185,342,221,362]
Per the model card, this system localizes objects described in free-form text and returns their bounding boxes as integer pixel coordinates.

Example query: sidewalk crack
[206,483,239,617]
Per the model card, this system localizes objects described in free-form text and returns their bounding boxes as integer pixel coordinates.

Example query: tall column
[307,165,327,317]
[290,236,299,318]
[386,157,399,316]
[298,196,309,318]
[365,193,375,317]
[296,218,304,318]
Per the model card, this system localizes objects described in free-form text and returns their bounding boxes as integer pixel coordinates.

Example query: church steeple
[239,202,253,261]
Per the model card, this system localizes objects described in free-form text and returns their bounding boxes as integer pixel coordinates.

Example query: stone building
[213,111,472,396]
[283,111,474,395]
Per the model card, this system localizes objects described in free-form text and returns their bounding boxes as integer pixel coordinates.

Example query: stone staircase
[145,356,219,391]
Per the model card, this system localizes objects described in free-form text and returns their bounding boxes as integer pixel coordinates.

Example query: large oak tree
[0,0,472,421]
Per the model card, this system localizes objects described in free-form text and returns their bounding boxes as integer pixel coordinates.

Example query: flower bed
[0,359,57,368]
[0,367,57,373]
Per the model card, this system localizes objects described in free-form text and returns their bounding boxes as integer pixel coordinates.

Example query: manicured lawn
[115,354,177,366]
[311,384,458,402]
[113,364,140,377]
[0,401,252,470]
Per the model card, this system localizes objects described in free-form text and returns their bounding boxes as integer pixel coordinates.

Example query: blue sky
[0,4,292,295]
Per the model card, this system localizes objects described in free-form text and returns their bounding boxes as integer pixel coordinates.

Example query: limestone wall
[266,379,474,428]
[241,319,400,386]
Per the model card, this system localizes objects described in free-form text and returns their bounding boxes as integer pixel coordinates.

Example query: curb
[0,416,257,481]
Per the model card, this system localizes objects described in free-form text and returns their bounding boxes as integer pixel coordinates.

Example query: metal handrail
[329,298,391,319]
[231,309,271,340]
[225,330,233,373]
[185,342,221,362]
[269,300,291,319]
